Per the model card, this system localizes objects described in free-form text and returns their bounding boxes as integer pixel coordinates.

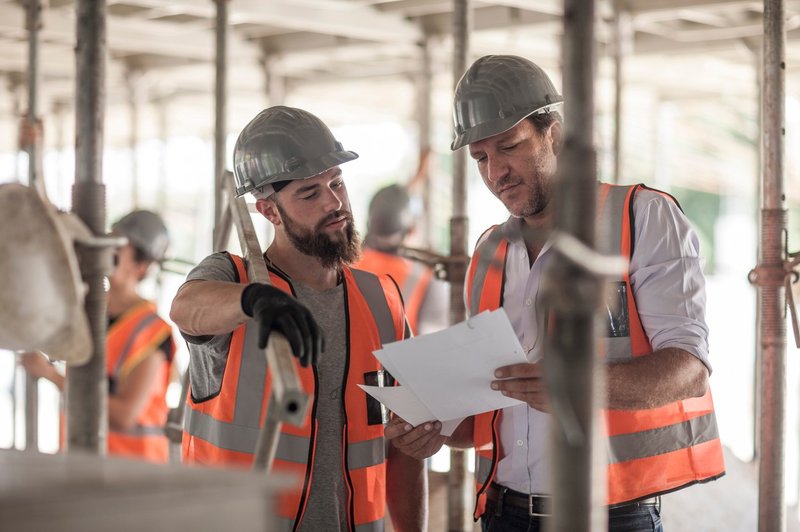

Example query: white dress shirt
[472,187,711,495]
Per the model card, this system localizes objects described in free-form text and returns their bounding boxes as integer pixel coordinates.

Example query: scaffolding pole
[125,67,142,209]
[67,0,108,455]
[611,1,631,185]
[547,0,604,530]
[756,0,787,530]
[448,1,471,530]
[23,0,42,452]
[416,36,433,248]
[212,0,228,249]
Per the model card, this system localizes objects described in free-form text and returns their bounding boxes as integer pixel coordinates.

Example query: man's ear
[256,198,281,226]
[548,121,563,156]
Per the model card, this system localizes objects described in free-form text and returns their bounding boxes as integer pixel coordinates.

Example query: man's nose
[322,186,343,212]
[486,156,510,184]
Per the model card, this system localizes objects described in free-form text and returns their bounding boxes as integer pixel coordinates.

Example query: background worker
[22,210,176,464]
[170,105,425,531]
[387,55,725,532]
[356,183,449,335]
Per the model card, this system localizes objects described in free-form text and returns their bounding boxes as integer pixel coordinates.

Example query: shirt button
[516,439,524,447]
[525,298,533,307]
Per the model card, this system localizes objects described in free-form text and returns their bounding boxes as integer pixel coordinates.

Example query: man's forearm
[446,416,474,449]
[170,280,248,336]
[386,444,427,531]
[607,347,709,410]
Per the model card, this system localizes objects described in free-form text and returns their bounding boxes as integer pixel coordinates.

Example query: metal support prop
[263,54,286,107]
[448,1,472,530]
[67,0,108,456]
[417,37,433,248]
[756,0,787,530]
[157,98,169,213]
[23,0,43,451]
[611,2,631,185]
[165,369,189,463]
[546,0,604,530]
[212,0,228,249]
[219,171,309,471]
[125,67,142,208]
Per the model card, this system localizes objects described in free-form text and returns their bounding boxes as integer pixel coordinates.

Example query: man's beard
[277,203,361,268]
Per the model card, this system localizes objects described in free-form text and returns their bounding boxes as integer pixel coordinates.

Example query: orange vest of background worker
[355,184,448,335]
[465,183,725,518]
[21,210,176,464]
[182,254,407,530]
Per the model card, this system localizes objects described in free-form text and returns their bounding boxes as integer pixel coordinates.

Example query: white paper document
[360,309,528,433]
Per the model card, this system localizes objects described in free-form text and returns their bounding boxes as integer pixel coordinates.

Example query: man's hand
[385,415,447,460]
[20,352,54,380]
[492,361,550,412]
[240,283,324,367]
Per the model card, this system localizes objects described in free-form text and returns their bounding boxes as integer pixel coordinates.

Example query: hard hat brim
[450,103,562,151]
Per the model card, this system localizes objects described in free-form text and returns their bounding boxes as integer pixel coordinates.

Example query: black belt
[485,483,659,518]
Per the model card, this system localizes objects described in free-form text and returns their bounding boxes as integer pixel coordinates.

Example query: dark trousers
[481,497,664,532]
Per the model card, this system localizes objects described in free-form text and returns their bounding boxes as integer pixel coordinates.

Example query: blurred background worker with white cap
[21,209,176,464]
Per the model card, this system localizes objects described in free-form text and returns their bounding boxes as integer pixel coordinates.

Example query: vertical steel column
[212,0,228,250]
[263,54,286,107]
[611,2,631,185]
[23,0,42,452]
[757,0,787,530]
[126,68,141,209]
[548,0,603,530]
[448,1,471,530]
[417,37,433,247]
[157,98,169,213]
[68,0,108,455]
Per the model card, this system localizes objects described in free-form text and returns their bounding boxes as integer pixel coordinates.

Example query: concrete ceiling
[0,0,798,149]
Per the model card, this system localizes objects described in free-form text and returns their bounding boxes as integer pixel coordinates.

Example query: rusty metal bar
[546,0,604,530]
[757,0,787,530]
[448,1,472,530]
[67,0,108,456]
[212,0,228,249]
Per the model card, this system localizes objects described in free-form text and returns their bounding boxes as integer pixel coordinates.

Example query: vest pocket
[364,370,390,425]
[605,281,630,338]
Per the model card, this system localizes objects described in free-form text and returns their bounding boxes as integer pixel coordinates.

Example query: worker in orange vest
[22,210,176,463]
[355,183,448,335]
[386,55,725,531]
[170,106,425,531]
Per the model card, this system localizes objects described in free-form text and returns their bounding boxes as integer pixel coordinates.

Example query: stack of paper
[359,309,528,436]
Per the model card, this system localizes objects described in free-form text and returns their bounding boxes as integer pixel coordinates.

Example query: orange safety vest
[465,183,725,519]
[182,253,407,532]
[106,301,175,463]
[355,247,433,335]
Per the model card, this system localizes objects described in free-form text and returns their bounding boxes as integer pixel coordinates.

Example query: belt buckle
[528,494,549,517]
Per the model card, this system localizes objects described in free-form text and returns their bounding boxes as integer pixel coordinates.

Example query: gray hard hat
[111,210,169,262]
[233,105,359,197]
[451,55,563,151]
[367,184,414,236]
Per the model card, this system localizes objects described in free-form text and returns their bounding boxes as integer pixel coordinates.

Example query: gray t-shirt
[183,253,350,530]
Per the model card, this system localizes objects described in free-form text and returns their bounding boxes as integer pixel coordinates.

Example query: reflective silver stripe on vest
[347,436,385,470]
[599,185,634,361]
[112,313,160,378]
[475,454,493,484]
[351,269,397,345]
[234,320,267,427]
[112,423,165,437]
[469,226,506,317]
[402,262,426,302]
[607,412,719,465]
[183,407,261,453]
[355,518,385,532]
[275,432,311,464]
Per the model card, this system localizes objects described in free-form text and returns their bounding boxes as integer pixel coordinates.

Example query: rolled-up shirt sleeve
[628,190,712,373]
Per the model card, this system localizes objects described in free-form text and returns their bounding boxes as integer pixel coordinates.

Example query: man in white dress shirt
[386,55,725,531]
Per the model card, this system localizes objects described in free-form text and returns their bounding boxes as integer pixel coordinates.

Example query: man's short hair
[527,111,563,136]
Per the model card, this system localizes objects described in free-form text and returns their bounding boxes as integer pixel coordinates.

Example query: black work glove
[241,283,324,367]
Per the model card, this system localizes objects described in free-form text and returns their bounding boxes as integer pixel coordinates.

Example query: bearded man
[170,106,425,532]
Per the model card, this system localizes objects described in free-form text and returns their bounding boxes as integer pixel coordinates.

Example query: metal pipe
[68,0,108,456]
[448,1,471,530]
[417,37,433,248]
[263,54,286,107]
[611,2,631,185]
[757,0,786,530]
[126,68,141,209]
[157,98,169,213]
[212,0,228,249]
[23,0,43,452]
[547,0,603,530]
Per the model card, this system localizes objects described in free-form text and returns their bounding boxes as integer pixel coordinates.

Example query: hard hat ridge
[451,55,563,150]
[111,210,169,263]
[233,105,359,197]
